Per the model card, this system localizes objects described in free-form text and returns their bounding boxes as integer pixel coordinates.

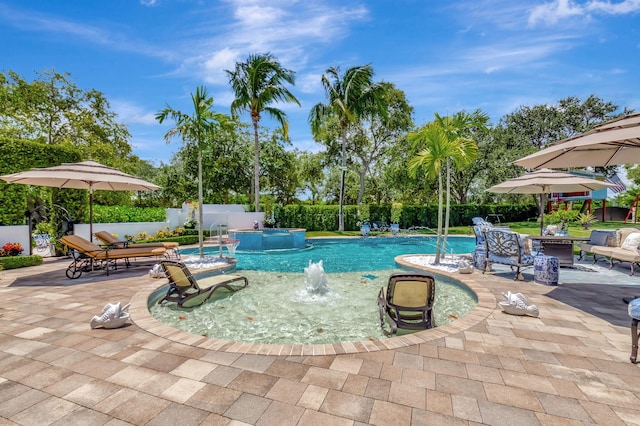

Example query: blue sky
[1,0,639,165]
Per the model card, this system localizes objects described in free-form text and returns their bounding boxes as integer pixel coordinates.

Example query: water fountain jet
[304,260,330,295]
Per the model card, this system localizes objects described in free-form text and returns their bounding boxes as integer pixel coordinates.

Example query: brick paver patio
[1,253,639,425]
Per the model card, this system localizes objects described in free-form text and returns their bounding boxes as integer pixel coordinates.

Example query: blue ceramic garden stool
[534,255,559,286]
[472,247,487,271]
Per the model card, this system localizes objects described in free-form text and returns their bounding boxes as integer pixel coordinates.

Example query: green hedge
[276,203,538,231]
[92,205,166,223]
[0,139,84,225]
[140,235,200,245]
[0,255,44,270]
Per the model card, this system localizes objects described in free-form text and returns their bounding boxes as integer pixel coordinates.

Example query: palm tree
[156,86,229,258]
[226,53,300,212]
[433,110,487,254]
[309,65,387,231]
[408,123,454,263]
[409,111,487,263]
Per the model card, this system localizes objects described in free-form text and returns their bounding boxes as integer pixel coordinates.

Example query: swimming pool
[149,236,478,344]
[181,236,477,273]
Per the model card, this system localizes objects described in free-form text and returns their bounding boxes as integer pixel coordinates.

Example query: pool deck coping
[129,255,496,356]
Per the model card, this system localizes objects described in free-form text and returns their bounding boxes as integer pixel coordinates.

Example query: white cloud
[0,3,111,44]
[587,0,640,14]
[170,1,368,85]
[111,100,157,125]
[529,0,640,26]
[202,48,241,85]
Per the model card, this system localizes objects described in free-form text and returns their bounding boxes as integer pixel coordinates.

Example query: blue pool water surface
[153,236,479,344]
[183,236,476,273]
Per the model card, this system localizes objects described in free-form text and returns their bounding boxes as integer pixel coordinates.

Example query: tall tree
[408,123,452,263]
[156,86,231,258]
[309,64,387,231]
[226,53,300,212]
[0,70,132,167]
[260,129,301,205]
[408,112,483,264]
[298,151,325,204]
[432,110,487,254]
[494,95,619,214]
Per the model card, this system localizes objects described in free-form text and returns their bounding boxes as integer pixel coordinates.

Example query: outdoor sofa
[590,227,640,275]
[579,229,618,262]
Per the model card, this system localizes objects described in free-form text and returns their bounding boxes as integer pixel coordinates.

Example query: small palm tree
[309,65,387,231]
[433,110,487,253]
[156,86,230,258]
[408,123,454,263]
[226,53,300,212]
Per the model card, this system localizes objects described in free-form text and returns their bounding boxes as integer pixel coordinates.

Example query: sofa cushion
[588,230,611,247]
[621,232,640,252]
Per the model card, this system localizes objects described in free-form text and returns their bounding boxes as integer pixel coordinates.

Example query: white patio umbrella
[1,160,160,240]
[487,168,614,234]
[514,112,640,169]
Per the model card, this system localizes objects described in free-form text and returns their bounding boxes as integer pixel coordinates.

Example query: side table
[534,255,559,286]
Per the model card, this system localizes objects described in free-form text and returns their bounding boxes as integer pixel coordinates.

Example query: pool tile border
[129,255,496,355]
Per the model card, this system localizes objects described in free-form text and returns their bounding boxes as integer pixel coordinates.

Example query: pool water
[149,236,478,344]
[183,236,477,273]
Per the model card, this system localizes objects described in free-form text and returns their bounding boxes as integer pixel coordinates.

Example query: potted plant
[358,204,370,236]
[390,202,402,236]
[577,212,596,230]
[183,218,197,229]
[32,222,55,256]
[263,214,276,228]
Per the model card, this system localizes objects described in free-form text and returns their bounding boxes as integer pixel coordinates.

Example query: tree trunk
[443,158,451,258]
[356,168,366,205]
[253,120,260,212]
[197,148,204,258]
[338,127,347,231]
[435,171,444,264]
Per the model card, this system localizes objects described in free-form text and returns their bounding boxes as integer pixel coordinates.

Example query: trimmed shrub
[92,205,166,223]
[0,255,44,270]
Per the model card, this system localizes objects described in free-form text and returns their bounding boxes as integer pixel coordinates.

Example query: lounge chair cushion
[95,230,179,250]
[61,235,166,259]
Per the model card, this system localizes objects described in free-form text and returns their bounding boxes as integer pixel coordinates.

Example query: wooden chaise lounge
[157,260,248,308]
[94,230,180,259]
[60,235,167,279]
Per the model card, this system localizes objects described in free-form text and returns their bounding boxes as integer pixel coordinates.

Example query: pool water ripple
[149,236,478,344]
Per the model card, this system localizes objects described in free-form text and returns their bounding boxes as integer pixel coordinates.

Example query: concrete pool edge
[128,255,496,356]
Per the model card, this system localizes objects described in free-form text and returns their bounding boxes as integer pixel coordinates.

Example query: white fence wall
[73,222,175,242]
[1,204,267,254]
[0,225,30,255]
[170,204,264,231]
[73,211,265,241]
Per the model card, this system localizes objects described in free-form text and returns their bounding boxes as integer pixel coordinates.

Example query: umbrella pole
[89,187,93,241]
[539,193,545,236]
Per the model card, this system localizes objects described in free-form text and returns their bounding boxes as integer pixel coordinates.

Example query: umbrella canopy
[487,168,614,234]
[1,160,160,240]
[514,112,640,169]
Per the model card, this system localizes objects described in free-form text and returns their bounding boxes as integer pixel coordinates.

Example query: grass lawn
[306,220,636,239]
